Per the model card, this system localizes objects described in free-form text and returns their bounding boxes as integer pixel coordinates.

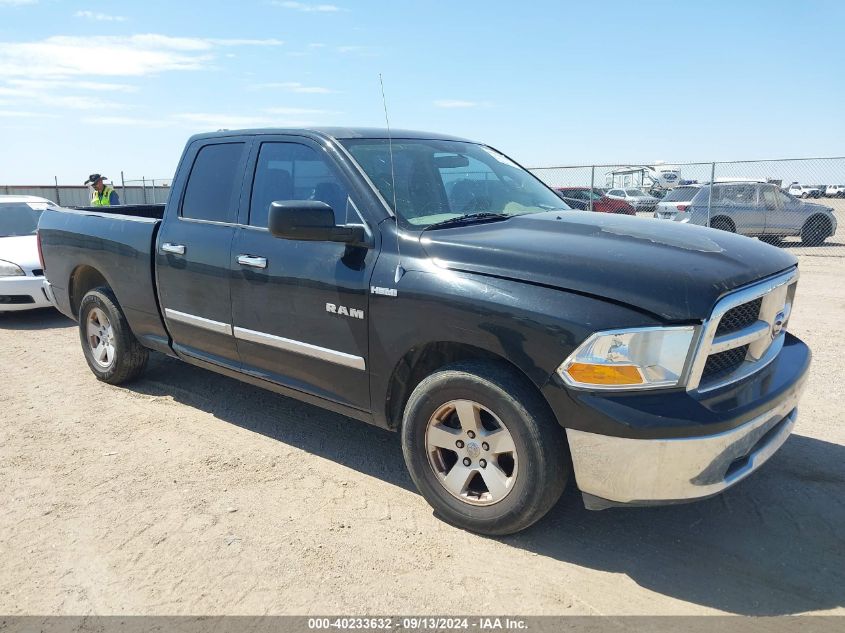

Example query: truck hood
[417,212,797,321]
[0,235,40,271]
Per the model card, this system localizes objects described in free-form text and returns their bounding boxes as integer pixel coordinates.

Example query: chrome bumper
[566,387,802,509]
[41,279,56,306]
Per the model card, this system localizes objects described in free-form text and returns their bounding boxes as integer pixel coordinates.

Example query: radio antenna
[379,73,404,283]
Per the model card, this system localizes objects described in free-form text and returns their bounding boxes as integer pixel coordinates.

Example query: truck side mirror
[268,200,367,245]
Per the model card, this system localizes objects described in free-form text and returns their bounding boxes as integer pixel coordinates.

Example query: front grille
[691,269,798,392]
[0,295,35,304]
[716,297,762,336]
[702,345,749,381]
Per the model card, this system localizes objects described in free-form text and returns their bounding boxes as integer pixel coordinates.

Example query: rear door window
[716,184,757,206]
[181,142,246,223]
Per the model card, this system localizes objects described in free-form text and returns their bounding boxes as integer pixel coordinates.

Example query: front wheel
[78,287,149,384]
[801,217,831,246]
[401,361,568,535]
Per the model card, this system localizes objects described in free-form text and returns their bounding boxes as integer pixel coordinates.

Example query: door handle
[161,243,186,255]
[237,254,268,269]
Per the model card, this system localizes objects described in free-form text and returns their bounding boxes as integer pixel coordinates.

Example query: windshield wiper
[424,212,511,231]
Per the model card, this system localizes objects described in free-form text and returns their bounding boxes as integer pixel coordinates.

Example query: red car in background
[554,187,636,215]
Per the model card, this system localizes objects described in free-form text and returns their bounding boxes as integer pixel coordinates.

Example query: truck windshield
[340,139,568,229]
[0,202,44,237]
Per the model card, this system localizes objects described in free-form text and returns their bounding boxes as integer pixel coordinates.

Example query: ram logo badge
[326,303,365,320]
[772,309,786,338]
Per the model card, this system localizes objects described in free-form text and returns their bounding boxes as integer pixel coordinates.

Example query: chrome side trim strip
[233,326,366,371]
[164,308,233,335]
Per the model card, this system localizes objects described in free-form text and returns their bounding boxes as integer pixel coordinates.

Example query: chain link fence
[3,159,843,257]
[119,177,173,205]
[1,175,173,207]
[530,157,844,256]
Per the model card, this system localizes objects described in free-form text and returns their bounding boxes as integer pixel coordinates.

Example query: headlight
[0,260,25,277]
[557,326,696,390]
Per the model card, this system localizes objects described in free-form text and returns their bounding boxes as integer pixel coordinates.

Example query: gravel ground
[1,252,843,616]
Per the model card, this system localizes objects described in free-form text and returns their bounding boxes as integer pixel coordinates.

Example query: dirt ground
[1,247,844,616]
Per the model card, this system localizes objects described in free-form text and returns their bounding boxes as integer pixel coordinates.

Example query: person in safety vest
[84,173,120,206]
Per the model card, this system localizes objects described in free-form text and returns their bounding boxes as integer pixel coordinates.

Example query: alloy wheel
[86,307,115,368]
[425,399,519,506]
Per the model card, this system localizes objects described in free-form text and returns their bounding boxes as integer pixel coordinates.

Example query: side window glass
[719,185,755,206]
[181,143,245,222]
[249,142,350,228]
[761,187,779,210]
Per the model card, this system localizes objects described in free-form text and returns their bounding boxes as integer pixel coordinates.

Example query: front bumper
[0,275,54,311]
[632,201,657,212]
[545,332,810,508]
[568,397,799,509]
[654,209,678,220]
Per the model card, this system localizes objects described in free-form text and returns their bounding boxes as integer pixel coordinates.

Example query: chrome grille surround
[686,268,799,393]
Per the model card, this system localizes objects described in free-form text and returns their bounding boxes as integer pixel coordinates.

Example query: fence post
[589,165,595,212]
[121,171,126,204]
[707,162,716,226]
[151,179,157,204]
[54,176,61,206]
[142,177,147,204]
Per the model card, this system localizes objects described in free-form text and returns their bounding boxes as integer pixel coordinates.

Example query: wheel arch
[803,213,833,236]
[383,340,556,432]
[68,264,111,319]
[710,215,736,232]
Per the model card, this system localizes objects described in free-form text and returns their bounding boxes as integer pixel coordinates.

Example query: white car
[604,188,660,212]
[0,195,56,313]
[824,184,845,198]
[787,184,820,198]
[653,184,703,220]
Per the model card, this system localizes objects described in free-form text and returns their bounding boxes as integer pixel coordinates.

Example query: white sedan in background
[604,188,660,213]
[0,195,56,312]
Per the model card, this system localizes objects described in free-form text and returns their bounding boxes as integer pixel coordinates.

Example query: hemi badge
[371,286,397,297]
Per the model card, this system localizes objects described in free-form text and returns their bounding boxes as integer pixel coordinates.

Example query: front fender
[367,267,663,428]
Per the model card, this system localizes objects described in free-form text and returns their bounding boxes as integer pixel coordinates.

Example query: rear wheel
[78,287,149,384]
[801,216,831,246]
[401,361,568,535]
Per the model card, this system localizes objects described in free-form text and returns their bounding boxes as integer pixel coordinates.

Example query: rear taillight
[677,205,688,211]
[36,230,45,271]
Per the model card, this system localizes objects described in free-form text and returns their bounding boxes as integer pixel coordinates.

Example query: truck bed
[38,205,171,355]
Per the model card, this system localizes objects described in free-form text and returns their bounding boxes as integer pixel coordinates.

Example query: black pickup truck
[37,128,810,535]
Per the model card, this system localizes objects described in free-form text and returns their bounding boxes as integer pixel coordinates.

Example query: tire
[801,192,808,198]
[401,360,568,536]
[710,217,735,233]
[800,216,831,246]
[78,286,149,384]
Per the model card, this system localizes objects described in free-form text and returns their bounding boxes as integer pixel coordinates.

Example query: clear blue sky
[0,0,842,184]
